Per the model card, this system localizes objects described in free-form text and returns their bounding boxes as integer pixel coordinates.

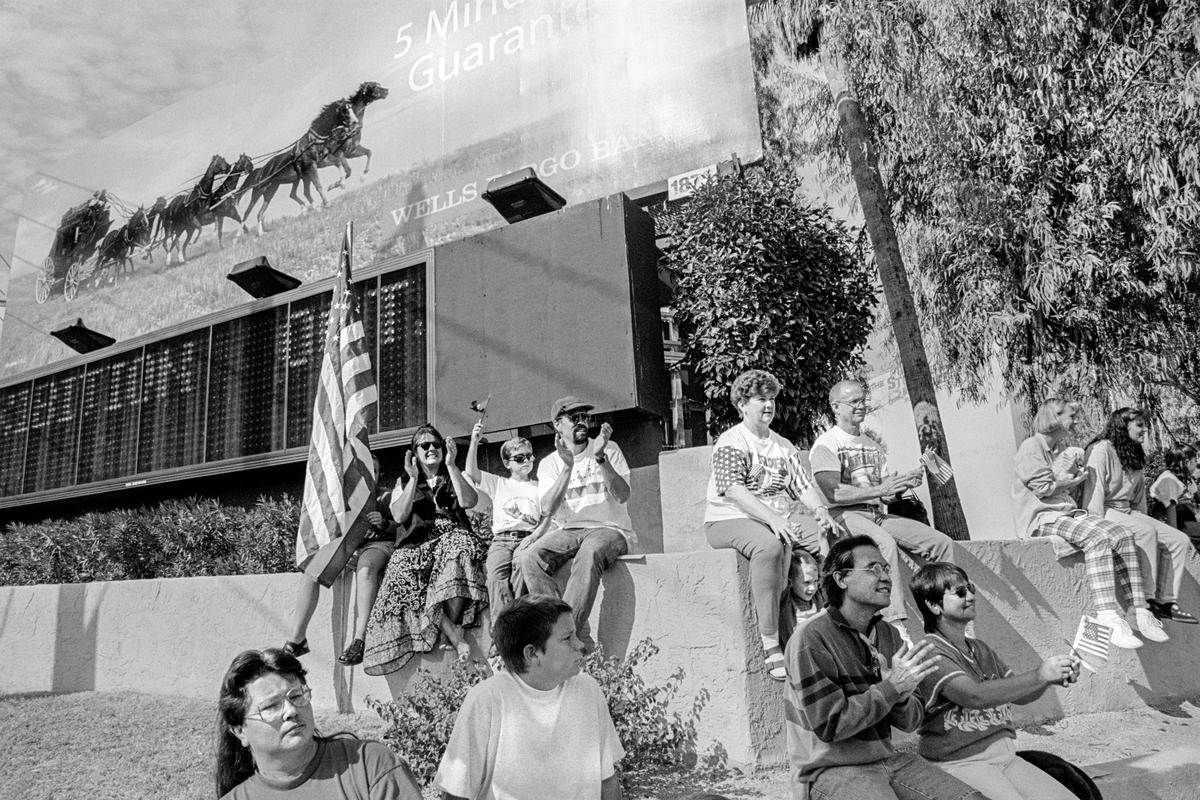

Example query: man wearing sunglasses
[514,396,633,636]
[810,380,956,645]
[909,563,1080,800]
[784,535,983,800]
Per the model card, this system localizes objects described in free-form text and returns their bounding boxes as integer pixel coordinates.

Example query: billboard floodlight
[50,318,116,353]
[482,168,566,223]
[227,256,302,299]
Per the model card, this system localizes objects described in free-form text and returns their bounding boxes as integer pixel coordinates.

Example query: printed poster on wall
[0,0,762,379]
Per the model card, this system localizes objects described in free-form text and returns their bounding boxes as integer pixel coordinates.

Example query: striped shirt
[784,607,921,786]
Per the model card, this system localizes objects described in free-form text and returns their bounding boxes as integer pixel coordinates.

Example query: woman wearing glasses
[705,369,843,680]
[216,648,420,798]
[362,424,486,675]
[465,421,548,625]
[909,564,1080,800]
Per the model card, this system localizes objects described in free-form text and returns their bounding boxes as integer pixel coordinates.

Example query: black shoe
[338,638,365,665]
[1150,600,1199,625]
[282,638,310,657]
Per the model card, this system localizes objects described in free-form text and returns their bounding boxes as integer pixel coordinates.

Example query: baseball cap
[550,396,594,421]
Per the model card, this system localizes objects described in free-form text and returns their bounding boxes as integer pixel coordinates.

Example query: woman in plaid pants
[1012,398,1162,649]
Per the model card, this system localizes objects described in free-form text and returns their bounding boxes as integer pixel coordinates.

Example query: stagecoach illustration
[36,193,113,304]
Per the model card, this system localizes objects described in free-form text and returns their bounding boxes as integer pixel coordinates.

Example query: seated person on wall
[1083,407,1196,631]
[784,535,985,800]
[435,595,625,800]
[705,368,844,681]
[1013,398,1161,649]
[282,453,398,665]
[514,397,635,638]
[1151,443,1200,545]
[465,421,550,627]
[362,424,488,674]
[216,648,422,799]
[909,563,1081,800]
[810,379,956,646]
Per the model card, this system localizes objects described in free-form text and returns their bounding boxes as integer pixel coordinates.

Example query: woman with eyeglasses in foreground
[215,648,420,799]
[361,423,486,675]
[909,564,1080,800]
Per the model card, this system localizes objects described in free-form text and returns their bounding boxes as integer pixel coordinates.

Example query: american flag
[1071,615,1112,672]
[920,447,955,486]
[295,221,378,587]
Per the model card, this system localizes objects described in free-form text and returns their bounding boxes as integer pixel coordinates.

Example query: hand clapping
[883,640,941,698]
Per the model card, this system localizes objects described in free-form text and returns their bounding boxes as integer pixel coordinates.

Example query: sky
[0,0,334,328]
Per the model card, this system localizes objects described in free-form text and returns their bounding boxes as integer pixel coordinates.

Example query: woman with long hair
[1012,398,1158,648]
[362,424,488,675]
[1084,408,1196,629]
[215,648,419,798]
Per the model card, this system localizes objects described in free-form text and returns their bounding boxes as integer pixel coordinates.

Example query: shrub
[0,494,297,586]
[661,162,876,444]
[368,638,709,786]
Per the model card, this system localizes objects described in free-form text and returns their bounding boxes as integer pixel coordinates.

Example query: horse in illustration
[239,100,358,236]
[190,153,254,249]
[95,206,152,280]
[321,81,390,190]
[162,154,231,265]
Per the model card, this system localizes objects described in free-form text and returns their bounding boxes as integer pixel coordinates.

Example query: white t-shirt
[705,424,813,523]
[537,438,635,547]
[434,671,625,800]
[473,471,544,534]
[809,425,888,508]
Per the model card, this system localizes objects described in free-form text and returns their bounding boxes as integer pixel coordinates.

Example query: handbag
[885,491,930,526]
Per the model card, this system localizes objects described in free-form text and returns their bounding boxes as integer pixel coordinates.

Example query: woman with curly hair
[1084,408,1196,631]
[215,648,420,798]
[362,424,488,675]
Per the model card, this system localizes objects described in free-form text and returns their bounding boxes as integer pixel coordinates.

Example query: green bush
[0,495,297,586]
[367,638,710,787]
[661,162,877,444]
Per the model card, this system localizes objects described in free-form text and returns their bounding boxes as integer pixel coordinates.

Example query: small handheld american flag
[920,447,955,486]
[1071,616,1112,672]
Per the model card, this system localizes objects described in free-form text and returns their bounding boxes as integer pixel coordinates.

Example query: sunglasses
[415,441,444,451]
[559,412,592,425]
[945,582,976,599]
[506,453,534,464]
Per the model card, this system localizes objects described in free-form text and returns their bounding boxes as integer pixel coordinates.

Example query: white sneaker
[1135,608,1170,643]
[890,620,915,649]
[1097,610,1144,649]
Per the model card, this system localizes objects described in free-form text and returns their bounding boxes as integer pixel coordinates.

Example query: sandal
[764,646,787,681]
[1150,600,1199,625]
[338,638,365,665]
[282,639,310,658]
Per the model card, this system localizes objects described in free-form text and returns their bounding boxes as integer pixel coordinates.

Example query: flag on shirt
[1071,615,1112,672]
[295,221,379,587]
[920,447,955,486]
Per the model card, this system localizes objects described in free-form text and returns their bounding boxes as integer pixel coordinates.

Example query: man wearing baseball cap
[514,396,634,634]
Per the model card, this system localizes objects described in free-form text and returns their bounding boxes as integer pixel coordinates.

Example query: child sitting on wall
[790,548,822,634]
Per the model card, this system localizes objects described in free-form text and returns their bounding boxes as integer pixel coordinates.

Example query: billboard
[0,0,761,379]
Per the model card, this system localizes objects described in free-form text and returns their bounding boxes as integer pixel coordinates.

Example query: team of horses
[46,80,389,297]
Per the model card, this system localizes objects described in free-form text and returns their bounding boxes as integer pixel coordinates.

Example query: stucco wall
[3,540,1200,768]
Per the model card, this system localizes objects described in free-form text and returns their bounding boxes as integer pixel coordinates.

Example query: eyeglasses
[836,398,869,409]
[559,412,591,426]
[416,441,444,451]
[245,686,312,724]
[842,563,890,579]
[506,453,534,464]
[945,582,976,599]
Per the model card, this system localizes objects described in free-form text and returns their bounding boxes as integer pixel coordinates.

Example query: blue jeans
[810,752,985,800]
[513,527,628,628]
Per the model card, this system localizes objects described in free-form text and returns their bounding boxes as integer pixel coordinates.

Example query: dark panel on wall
[284,292,332,449]
[432,194,668,440]
[377,267,427,431]
[23,368,85,493]
[138,329,210,473]
[0,384,32,496]
[76,349,143,484]
[206,307,288,462]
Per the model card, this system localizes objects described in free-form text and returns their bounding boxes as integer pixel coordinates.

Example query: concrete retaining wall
[4,539,1200,767]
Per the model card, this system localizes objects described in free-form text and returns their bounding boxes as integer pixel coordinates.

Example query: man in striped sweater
[783,535,986,800]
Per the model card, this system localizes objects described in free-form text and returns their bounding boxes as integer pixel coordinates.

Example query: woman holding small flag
[362,424,489,674]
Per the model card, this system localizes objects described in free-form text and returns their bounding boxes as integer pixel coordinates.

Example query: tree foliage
[757,0,1200,414]
[661,164,876,443]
